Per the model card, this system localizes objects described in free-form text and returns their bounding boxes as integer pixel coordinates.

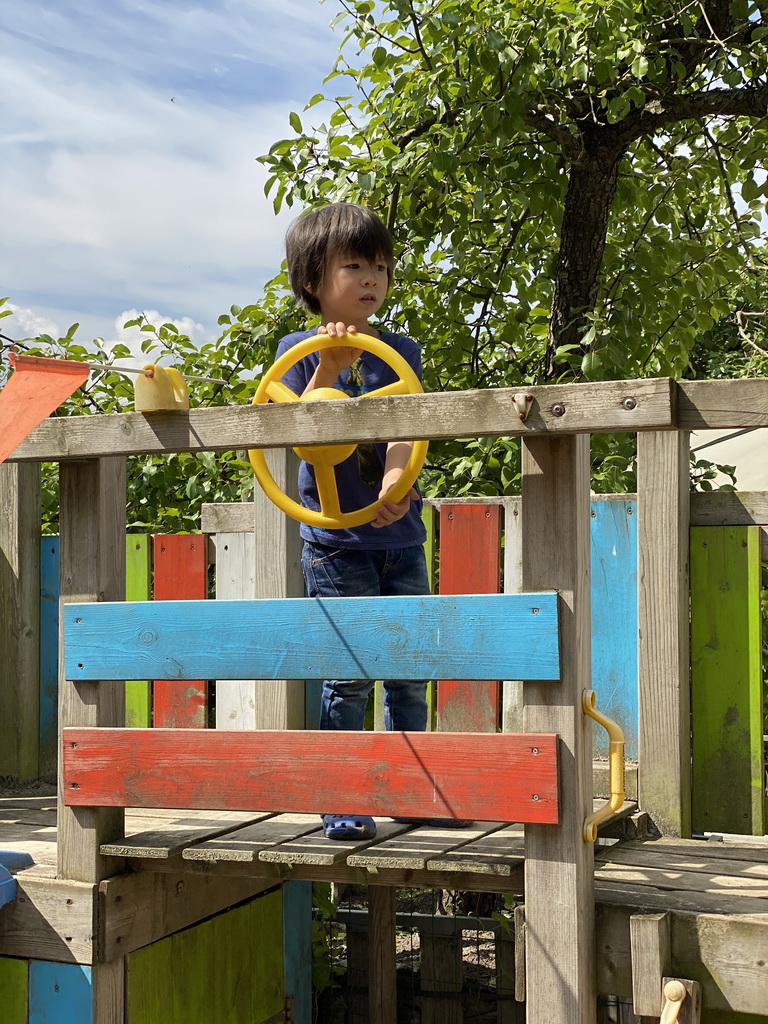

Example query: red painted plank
[152,535,208,728]
[438,504,502,732]
[63,728,559,824]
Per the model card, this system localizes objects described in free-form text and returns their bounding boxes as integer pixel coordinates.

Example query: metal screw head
[551,403,565,417]
[532,794,540,802]
[622,396,637,410]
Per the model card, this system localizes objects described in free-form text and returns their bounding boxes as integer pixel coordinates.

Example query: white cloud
[0,0,346,347]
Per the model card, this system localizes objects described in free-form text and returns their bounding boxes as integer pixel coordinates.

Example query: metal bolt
[532,794,540,802]
[532,608,539,615]
[532,747,540,755]
[551,403,565,417]
[176,881,185,894]
[622,396,637,410]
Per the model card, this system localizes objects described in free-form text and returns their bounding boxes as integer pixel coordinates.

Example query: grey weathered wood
[8,378,675,462]
[689,490,768,525]
[629,912,671,1016]
[98,869,276,960]
[596,901,768,1014]
[92,957,124,1024]
[637,431,691,837]
[514,905,526,1003]
[496,930,522,1023]
[677,379,768,429]
[368,885,397,1024]
[0,873,96,962]
[420,928,463,1024]
[252,449,305,729]
[346,920,369,1024]
[57,458,126,882]
[520,434,595,1023]
[0,462,41,779]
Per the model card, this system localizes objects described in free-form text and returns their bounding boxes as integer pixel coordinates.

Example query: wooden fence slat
[62,728,559,823]
[63,593,559,684]
[590,499,638,759]
[0,462,41,779]
[214,533,257,730]
[152,535,207,728]
[282,881,312,1024]
[637,431,691,838]
[29,961,93,1024]
[437,504,502,732]
[39,536,60,776]
[0,955,27,1024]
[690,526,765,835]
[125,535,151,728]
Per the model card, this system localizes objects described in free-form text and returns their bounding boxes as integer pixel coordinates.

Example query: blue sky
[1,0,343,351]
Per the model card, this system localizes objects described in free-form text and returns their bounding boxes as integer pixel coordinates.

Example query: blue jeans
[302,542,430,732]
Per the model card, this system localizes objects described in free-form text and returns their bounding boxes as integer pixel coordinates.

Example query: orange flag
[0,353,90,463]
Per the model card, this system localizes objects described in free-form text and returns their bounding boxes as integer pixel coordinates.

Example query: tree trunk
[547,136,626,376]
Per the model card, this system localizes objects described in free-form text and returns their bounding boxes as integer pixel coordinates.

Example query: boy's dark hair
[285,203,394,314]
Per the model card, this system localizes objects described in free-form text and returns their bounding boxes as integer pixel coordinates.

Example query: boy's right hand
[317,323,362,374]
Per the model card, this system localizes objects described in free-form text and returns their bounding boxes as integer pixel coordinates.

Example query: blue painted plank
[283,881,313,1024]
[29,961,92,1024]
[590,499,638,759]
[39,538,59,775]
[64,593,560,683]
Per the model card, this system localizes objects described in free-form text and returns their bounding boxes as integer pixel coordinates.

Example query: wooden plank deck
[6,795,768,912]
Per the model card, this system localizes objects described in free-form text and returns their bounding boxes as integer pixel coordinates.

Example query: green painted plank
[691,526,765,835]
[126,926,174,1021]
[250,889,284,1022]
[125,535,151,728]
[0,956,28,1024]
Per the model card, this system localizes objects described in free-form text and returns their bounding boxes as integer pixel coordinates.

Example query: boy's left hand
[371,487,418,528]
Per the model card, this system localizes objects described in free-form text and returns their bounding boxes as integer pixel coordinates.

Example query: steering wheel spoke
[363,378,411,400]
[314,464,343,519]
[264,380,300,404]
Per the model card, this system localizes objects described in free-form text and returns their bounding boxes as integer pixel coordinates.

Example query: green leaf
[289,111,302,133]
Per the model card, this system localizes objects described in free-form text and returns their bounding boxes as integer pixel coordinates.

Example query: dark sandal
[322,814,376,840]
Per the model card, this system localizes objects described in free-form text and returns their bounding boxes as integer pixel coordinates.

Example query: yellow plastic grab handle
[582,689,625,842]
[249,333,428,529]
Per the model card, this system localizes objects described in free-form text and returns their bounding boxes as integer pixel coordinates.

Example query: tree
[261,0,768,389]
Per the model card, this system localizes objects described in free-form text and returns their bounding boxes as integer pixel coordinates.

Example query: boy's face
[310,252,389,326]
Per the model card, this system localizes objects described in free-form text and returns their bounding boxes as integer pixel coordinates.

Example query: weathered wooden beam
[98,868,277,961]
[637,431,691,837]
[521,433,595,1023]
[63,728,558,823]
[689,490,768,525]
[7,378,674,462]
[630,912,671,1016]
[0,462,41,779]
[677,378,768,428]
[58,458,126,883]
[0,874,95,963]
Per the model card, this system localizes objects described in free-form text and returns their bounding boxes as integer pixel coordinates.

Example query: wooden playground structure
[1,373,767,1022]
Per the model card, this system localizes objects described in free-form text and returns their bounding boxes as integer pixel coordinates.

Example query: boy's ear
[304,283,314,295]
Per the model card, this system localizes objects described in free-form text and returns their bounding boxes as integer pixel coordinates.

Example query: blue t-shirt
[275,328,427,550]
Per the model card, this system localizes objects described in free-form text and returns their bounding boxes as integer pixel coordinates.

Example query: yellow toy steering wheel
[248,333,428,529]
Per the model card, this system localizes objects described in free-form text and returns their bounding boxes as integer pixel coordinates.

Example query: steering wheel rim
[248,333,429,529]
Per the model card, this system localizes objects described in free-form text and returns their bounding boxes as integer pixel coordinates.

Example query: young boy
[276,203,454,841]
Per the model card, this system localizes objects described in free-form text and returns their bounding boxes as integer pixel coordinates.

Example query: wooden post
[637,431,691,837]
[420,929,462,1024]
[0,462,41,779]
[58,457,126,883]
[252,449,305,729]
[368,885,397,1024]
[521,434,595,1023]
[630,912,671,1019]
